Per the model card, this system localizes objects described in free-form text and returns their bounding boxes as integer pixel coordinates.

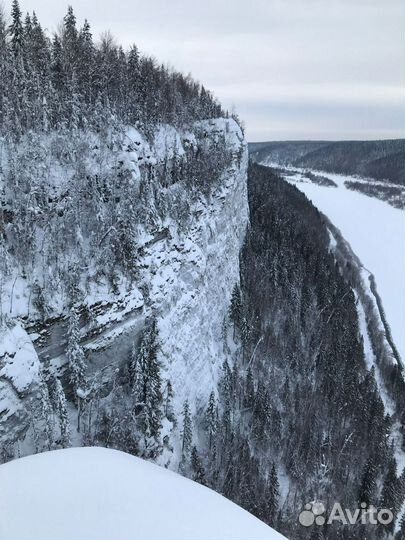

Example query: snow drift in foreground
[0,447,286,540]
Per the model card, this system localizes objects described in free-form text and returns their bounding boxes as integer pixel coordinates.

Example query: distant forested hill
[249,141,329,165]
[249,139,405,185]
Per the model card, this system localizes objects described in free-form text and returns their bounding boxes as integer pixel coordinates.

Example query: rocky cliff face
[0,118,248,463]
[146,120,248,414]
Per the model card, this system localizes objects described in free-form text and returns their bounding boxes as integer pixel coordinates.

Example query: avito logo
[299,501,393,527]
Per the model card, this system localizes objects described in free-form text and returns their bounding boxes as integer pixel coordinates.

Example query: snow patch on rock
[0,324,40,393]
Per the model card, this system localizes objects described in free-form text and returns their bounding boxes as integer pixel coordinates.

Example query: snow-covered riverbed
[282,168,405,361]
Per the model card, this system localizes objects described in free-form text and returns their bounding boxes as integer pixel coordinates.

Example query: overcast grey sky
[8,0,405,141]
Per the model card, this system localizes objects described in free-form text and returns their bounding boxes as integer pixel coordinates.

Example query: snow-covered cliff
[0,117,248,462]
[146,119,248,413]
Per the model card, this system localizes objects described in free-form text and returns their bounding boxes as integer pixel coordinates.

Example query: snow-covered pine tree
[359,456,378,506]
[181,400,192,456]
[77,19,95,102]
[191,446,206,485]
[132,319,163,442]
[143,319,162,440]
[205,391,218,451]
[9,0,23,56]
[127,341,138,389]
[50,34,64,95]
[164,380,174,422]
[220,359,233,405]
[240,316,250,360]
[229,283,242,339]
[39,371,54,450]
[266,463,280,527]
[66,308,87,401]
[221,316,229,354]
[380,457,402,533]
[244,367,255,409]
[0,7,7,129]
[49,376,70,448]
[127,44,141,124]
[62,5,78,73]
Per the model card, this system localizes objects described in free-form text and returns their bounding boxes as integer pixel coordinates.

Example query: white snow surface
[154,124,186,161]
[0,447,286,540]
[280,168,405,361]
[0,324,42,445]
[0,323,40,393]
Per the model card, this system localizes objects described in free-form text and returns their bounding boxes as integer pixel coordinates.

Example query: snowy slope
[276,167,405,362]
[0,447,286,540]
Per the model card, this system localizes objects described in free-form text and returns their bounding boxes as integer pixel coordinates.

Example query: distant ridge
[249,139,405,185]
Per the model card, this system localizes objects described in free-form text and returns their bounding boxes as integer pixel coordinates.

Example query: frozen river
[284,169,405,362]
